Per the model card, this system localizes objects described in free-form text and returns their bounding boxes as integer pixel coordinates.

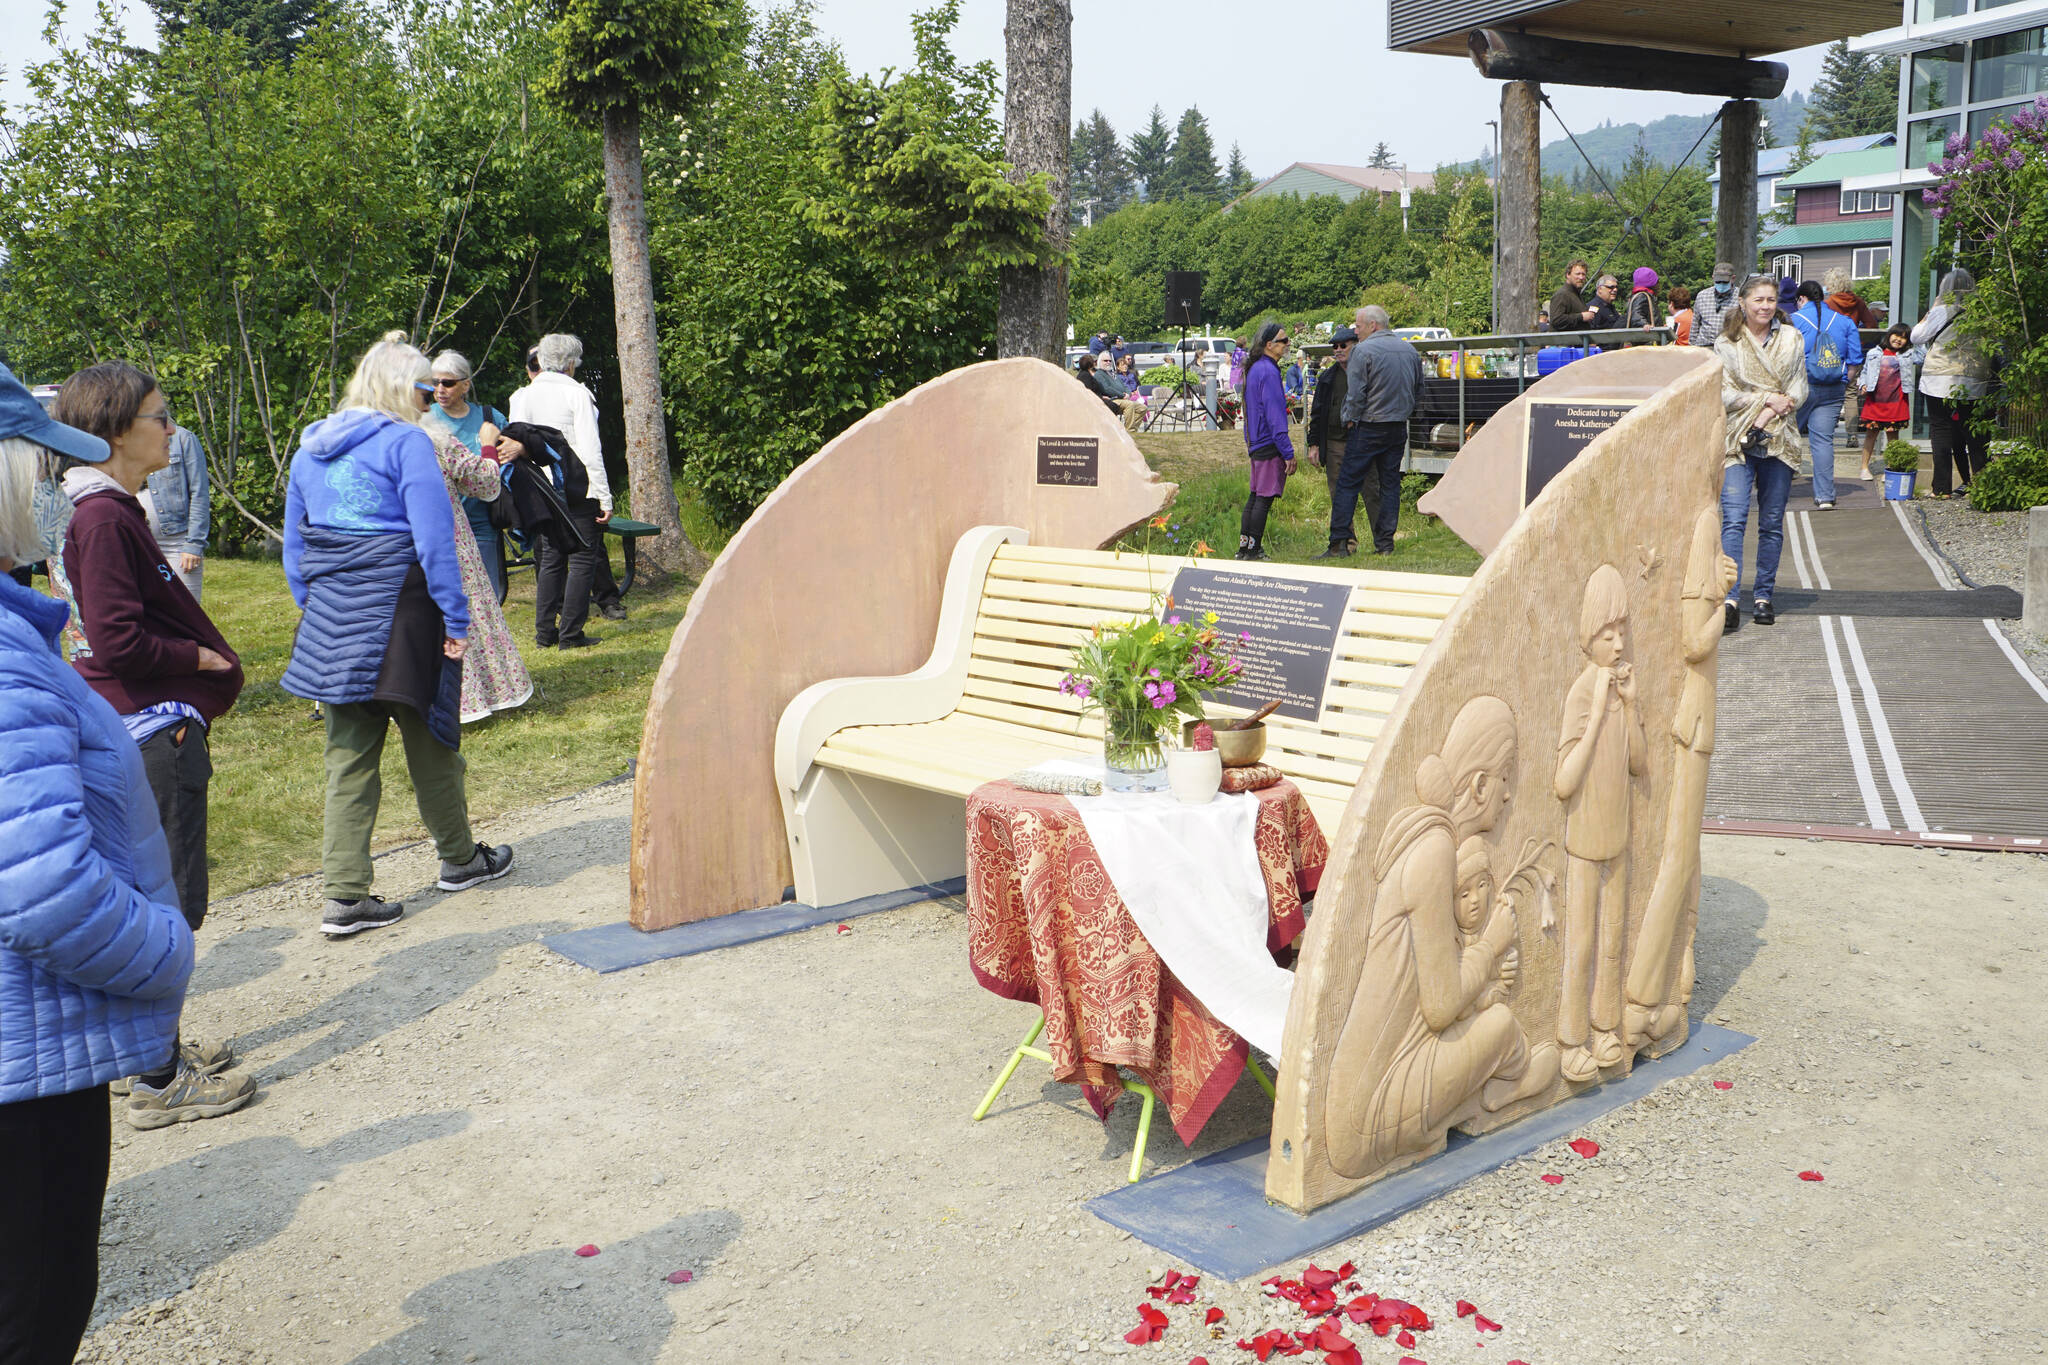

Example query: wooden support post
[1715,99,1761,279]
[1499,81,1541,335]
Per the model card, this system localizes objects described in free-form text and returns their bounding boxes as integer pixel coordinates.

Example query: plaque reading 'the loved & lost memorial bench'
[1164,567,1351,722]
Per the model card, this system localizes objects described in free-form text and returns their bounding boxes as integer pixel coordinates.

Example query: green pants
[321,701,474,901]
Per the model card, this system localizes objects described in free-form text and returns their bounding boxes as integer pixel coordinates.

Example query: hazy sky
[2,0,1834,174]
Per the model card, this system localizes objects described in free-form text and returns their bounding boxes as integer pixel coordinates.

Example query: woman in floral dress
[413,384,531,722]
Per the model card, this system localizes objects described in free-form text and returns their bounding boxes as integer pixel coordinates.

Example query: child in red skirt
[1857,325,1916,480]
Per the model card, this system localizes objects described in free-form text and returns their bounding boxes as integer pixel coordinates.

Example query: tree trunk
[1498,81,1542,335]
[602,102,704,578]
[996,0,1072,362]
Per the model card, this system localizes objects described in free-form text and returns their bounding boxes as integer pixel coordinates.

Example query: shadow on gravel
[345,1211,743,1364]
[95,1111,471,1324]
[235,921,570,1083]
[189,925,297,997]
[1691,874,1769,1021]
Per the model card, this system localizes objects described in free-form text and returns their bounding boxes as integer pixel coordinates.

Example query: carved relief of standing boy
[1553,565,1648,1082]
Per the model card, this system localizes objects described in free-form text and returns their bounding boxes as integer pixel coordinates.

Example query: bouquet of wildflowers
[1059,597,1247,751]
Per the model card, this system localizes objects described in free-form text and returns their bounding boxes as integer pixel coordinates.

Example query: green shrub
[1968,441,2048,512]
[1139,364,1197,388]
[1883,439,1922,473]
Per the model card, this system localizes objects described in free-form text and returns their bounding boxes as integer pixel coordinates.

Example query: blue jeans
[1720,452,1793,605]
[1798,379,1845,504]
[1333,422,1406,551]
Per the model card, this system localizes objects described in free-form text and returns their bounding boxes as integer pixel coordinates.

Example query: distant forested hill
[1459,93,1811,179]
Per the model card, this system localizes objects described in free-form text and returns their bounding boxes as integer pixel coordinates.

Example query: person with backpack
[1789,280,1863,511]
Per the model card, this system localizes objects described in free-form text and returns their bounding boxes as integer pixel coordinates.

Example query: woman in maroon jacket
[55,363,254,1129]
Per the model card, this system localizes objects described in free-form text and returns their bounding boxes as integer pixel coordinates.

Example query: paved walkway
[1706,470,2048,847]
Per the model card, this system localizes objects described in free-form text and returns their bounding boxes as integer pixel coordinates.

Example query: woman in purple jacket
[1236,321,1297,561]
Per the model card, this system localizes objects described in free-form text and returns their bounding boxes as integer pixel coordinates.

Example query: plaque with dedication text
[1035,436,1099,487]
[1523,398,1641,508]
[1164,567,1351,722]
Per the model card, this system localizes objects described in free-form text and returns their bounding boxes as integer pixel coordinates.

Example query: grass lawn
[200,488,725,899]
[1129,425,1482,575]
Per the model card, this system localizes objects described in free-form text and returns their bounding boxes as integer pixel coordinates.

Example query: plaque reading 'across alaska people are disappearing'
[1164,567,1352,722]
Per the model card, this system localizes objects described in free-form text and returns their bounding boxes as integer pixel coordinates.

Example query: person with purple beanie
[1626,267,1663,329]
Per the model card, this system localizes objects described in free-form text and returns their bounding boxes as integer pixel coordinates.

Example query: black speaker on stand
[1145,271,1214,432]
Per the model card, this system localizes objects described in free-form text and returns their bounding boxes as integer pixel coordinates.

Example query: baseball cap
[0,361,109,463]
[1712,262,1735,283]
[1329,326,1359,345]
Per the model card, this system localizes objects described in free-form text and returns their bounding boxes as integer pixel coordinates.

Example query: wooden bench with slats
[772,525,1471,908]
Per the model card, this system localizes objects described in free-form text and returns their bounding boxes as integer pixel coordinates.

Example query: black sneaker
[1753,598,1777,626]
[322,895,404,938]
[535,634,558,648]
[558,634,601,649]
[598,603,628,622]
[1309,544,1354,560]
[1723,602,1740,634]
[438,842,515,892]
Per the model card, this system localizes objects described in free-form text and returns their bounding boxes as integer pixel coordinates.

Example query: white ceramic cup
[1165,748,1223,805]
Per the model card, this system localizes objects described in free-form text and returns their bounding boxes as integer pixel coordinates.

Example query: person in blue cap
[0,360,197,1362]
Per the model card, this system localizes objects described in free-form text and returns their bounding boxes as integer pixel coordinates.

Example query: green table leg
[1245,1052,1276,1099]
[1123,1078,1158,1183]
[973,1014,1048,1121]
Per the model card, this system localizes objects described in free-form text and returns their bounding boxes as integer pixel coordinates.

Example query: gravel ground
[1914,499,2048,686]
[74,783,2048,1364]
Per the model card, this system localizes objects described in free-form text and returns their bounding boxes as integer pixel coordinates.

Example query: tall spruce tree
[1159,105,1220,202]
[1808,39,1901,140]
[145,0,317,62]
[1367,141,1396,169]
[1128,104,1170,199]
[1069,108,1133,224]
[1224,142,1255,198]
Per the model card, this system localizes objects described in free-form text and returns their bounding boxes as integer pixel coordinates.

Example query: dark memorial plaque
[1164,567,1351,722]
[1523,399,1639,507]
[1036,436,1100,487]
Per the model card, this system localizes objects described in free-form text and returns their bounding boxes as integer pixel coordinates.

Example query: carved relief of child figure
[1455,836,1516,1012]
[1553,564,1648,1082]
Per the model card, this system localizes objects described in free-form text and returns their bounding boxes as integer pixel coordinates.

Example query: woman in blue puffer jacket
[281,332,515,941]
[0,361,194,1363]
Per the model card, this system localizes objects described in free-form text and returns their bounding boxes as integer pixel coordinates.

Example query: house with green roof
[1757,145,1901,285]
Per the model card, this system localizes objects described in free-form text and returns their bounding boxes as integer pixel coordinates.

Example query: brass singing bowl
[1186,719,1267,768]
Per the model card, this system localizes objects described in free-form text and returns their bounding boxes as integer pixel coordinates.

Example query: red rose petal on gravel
[1207,1308,1227,1325]
[1126,1325,1154,1345]
[1325,1342,1363,1365]
[1799,1170,1825,1181]
[1337,1261,1355,1278]
[1568,1138,1600,1159]
[1474,1314,1502,1333]
[1397,1330,1417,1348]
[664,1269,692,1284]
[1140,1304,1170,1328]
[573,1244,600,1257]
[1191,1358,1211,1365]
[1712,1080,1733,1090]
[1303,1264,1341,1292]
[835,923,850,934]
[1456,1301,1476,1318]
[1399,1357,1429,1365]
[1539,1173,1565,1185]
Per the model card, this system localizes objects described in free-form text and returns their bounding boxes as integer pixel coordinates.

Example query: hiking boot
[112,1034,235,1095]
[322,895,404,938]
[125,1062,257,1130]
[438,842,514,892]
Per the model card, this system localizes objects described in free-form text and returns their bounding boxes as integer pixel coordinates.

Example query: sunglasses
[413,382,437,395]
[433,377,464,388]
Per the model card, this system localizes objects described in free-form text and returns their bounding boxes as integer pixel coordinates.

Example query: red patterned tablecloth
[966,778,1328,1145]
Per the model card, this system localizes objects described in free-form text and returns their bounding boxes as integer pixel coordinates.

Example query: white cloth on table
[1023,758,1295,1055]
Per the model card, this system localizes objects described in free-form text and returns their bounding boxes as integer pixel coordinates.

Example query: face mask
[1715,283,1732,296]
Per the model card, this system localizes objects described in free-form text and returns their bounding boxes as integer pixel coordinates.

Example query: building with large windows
[1757,143,1900,287]
[1849,2,2048,322]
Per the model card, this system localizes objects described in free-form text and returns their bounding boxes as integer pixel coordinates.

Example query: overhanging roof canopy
[1390,0,1902,59]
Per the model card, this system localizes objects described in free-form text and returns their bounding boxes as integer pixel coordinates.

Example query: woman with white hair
[1912,268,1993,497]
[0,361,195,1361]
[507,332,622,645]
[281,331,515,939]
[420,350,531,722]
[423,349,509,599]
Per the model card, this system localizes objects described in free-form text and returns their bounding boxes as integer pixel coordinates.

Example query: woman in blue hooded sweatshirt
[0,362,194,1362]
[282,332,515,939]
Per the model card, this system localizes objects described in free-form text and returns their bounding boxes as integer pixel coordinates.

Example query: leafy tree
[1224,142,1255,199]
[144,0,316,63]
[1368,141,1396,170]
[537,0,743,576]
[1808,39,1900,141]
[1159,105,1220,203]
[1128,104,1170,199]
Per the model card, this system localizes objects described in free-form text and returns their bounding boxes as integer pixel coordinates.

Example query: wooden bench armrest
[773,525,1026,797]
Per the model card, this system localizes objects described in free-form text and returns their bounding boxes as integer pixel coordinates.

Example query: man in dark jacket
[1321,307,1425,558]
[1304,326,1361,539]
[1549,260,1597,332]
[1588,275,1624,329]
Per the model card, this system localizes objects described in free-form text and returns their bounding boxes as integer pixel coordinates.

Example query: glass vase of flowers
[1059,598,1247,792]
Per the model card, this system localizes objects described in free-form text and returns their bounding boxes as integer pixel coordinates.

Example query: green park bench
[496,517,662,603]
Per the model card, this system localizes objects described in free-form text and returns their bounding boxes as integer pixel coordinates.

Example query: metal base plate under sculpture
[1089,1022,1753,1282]
[543,878,967,974]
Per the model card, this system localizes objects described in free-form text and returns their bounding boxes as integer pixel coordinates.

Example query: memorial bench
[773,525,1471,908]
